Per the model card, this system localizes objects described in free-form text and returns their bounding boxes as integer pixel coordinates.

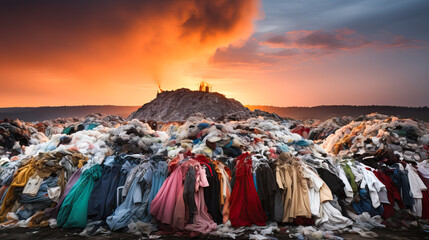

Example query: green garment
[342,164,358,193]
[62,126,73,135]
[86,123,99,130]
[57,165,102,228]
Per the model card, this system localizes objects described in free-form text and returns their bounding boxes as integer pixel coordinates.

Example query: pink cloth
[172,160,198,229]
[184,163,216,233]
[172,186,186,229]
[185,188,217,233]
[172,160,212,230]
[150,165,183,224]
[151,158,216,233]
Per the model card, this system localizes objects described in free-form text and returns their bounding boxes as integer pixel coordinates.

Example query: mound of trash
[128,88,251,121]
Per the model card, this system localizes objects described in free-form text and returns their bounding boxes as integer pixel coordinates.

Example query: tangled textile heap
[321,113,429,162]
[0,113,427,238]
[291,116,354,141]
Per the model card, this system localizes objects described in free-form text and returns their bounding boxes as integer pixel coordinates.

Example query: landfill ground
[0,226,429,240]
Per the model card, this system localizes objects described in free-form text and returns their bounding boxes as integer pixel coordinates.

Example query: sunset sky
[0,0,428,107]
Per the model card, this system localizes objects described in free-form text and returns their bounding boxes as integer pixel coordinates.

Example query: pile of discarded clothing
[0,114,427,239]
[291,116,354,141]
[321,113,429,162]
[0,119,48,157]
[0,114,126,158]
[317,113,429,228]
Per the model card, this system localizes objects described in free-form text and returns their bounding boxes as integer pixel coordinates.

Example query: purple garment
[45,169,82,218]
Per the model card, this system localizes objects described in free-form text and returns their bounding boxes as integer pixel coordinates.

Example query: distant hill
[0,105,140,122]
[129,88,250,121]
[246,105,429,121]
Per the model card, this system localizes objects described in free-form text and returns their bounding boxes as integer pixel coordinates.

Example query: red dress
[373,170,404,219]
[229,153,267,227]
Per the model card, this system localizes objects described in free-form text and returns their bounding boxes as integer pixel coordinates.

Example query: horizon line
[0,104,428,109]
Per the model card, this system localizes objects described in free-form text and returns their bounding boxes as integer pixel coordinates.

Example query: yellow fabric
[319,183,334,203]
[282,164,293,222]
[0,151,88,222]
[0,160,36,221]
[276,153,312,222]
[292,162,311,219]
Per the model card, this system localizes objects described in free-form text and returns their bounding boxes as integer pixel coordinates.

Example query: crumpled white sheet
[210,221,280,239]
[48,218,57,228]
[127,221,156,236]
[249,222,280,235]
[209,220,245,239]
[79,220,111,237]
[347,211,385,229]
[249,232,270,240]
[346,211,385,238]
[289,226,344,240]
[0,212,32,228]
[315,202,353,231]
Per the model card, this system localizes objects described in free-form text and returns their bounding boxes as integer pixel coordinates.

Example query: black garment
[58,136,72,147]
[355,149,400,169]
[77,124,85,132]
[206,141,217,150]
[183,167,197,223]
[204,163,222,224]
[316,168,346,198]
[230,168,236,191]
[222,146,242,158]
[255,163,277,221]
[316,168,349,217]
[87,165,127,221]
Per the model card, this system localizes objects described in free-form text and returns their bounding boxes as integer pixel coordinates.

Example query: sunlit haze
[0,0,428,107]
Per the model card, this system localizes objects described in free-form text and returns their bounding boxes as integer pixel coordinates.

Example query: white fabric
[377,188,390,204]
[22,174,43,196]
[315,202,353,231]
[413,199,423,218]
[356,165,386,208]
[302,166,324,217]
[406,164,427,217]
[417,160,429,179]
[336,165,354,202]
[48,186,61,202]
[407,164,427,199]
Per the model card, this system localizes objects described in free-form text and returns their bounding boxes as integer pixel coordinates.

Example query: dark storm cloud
[263,49,300,57]
[0,0,261,107]
[181,0,258,42]
[265,35,290,45]
[0,0,259,74]
[210,38,278,67]
[294,29,370,50]
[211,26,423,68]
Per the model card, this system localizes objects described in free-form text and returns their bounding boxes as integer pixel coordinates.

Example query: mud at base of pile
[0,227,428,240]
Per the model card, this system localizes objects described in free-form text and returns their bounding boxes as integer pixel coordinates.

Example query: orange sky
[0,0,428,107]
[0,0,260,107]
